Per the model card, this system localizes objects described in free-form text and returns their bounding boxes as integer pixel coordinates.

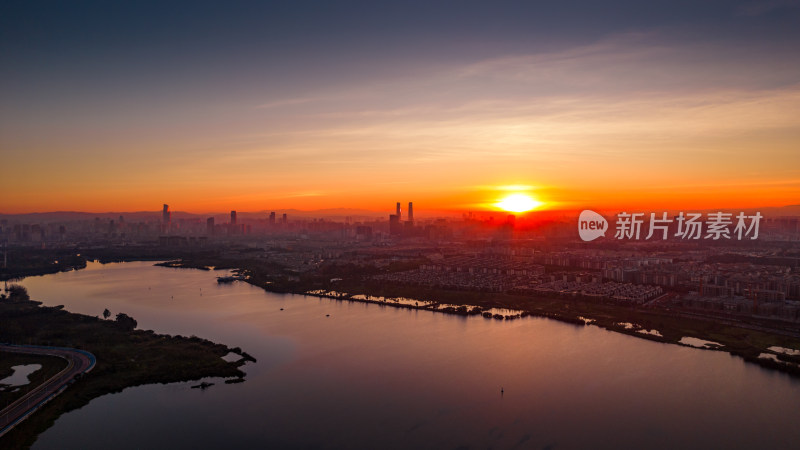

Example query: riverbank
[208,262,800,379]
[0,300,254,449]
[291,283,800,375]
[6,257,800,448]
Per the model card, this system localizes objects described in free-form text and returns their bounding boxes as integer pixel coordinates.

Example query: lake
[16,261,800,449]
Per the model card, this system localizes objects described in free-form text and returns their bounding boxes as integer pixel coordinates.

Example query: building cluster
[0,216,163,243]
[376,256,545,292]
[3,200,800,323]
[376,255,663,303]
[687,262,800,301]
[531,279,663,304]
[528,250,800,302]
[419,256,545,276]
[389,201,417,236]
[377,267,533,293]
[165,205,289,237]
[680,292,800,321]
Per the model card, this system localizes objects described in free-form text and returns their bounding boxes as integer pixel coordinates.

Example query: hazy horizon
[2,203,800,220]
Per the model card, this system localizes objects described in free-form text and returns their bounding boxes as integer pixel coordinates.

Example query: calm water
[16,262,800,449]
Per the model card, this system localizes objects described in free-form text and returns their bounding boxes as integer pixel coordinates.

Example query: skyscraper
[162,204,171,234]
[408,202,414,223]
[389,214,401,235]
[206,217,215,235]
[269,211,276,225]
[396,202,401,220]
[230,210,237,225]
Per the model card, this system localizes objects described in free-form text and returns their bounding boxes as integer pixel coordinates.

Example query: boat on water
[216,276,238,283]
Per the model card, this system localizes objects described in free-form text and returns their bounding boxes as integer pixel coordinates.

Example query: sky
[2,0,799,214]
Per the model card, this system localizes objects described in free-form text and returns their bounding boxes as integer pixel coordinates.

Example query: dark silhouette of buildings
[206,217,215,235]
[230,211,237,225]
[390,214,401,235]
[162,204,171,234]
[356,225,372,240]
[390,201,416,236]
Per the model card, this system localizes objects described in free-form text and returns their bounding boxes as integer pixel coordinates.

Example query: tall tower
[206,217,215,235]
[162,204,171,234]
[230,210,237,225]
[408,202,414,222]
[396,202,401,220]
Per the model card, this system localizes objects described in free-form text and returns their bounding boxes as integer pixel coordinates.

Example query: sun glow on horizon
[496,193,543,213]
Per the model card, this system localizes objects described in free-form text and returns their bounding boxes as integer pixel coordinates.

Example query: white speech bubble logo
[578,210,608,241]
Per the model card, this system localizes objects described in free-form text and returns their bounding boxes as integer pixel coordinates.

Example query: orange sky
[2,11,800,214]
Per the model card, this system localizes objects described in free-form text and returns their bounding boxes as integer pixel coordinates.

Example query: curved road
[0,344,95,437]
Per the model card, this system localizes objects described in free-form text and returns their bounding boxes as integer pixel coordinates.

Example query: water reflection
[16,262,800,450]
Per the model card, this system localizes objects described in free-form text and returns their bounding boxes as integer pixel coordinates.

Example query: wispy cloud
[256,97,322,109]
[737,0,800,16]
[133,31,800,205]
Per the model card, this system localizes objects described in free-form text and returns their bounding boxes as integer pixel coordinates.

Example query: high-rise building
[206,217,215,235]
[230,210,237,225]
[282,213,288,224]
[161,204,171,234]
[408,202,414,223]
[269,211,276,225]
[396,202,401,220]
[389,214,401,235]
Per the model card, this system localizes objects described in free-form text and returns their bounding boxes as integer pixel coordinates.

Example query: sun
[496,193,542,213]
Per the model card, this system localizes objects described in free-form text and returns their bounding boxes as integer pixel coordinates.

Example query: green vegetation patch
[0,300,251,449]
[0,353,68,408]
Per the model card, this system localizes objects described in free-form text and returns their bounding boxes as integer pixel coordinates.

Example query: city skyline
[2,200,799,218]
[2,1,799,213]
[3,3,800,449]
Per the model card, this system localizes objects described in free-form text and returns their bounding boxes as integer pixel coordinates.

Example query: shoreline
[120,257,800,379]
[223,268,800,379]
[0,298,254,449]
[293,288,800,377]
[80,258,800,378]
[4,258,799,447]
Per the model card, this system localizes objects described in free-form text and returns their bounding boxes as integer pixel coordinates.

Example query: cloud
[177,30,800,193]
[256,97,321,109]
[737,0,800,16]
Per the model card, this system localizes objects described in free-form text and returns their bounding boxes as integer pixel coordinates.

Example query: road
[0,344,96,438]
